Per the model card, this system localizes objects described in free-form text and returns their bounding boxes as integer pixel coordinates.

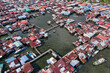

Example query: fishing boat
[92,50,99,57]
[93,58,106,65]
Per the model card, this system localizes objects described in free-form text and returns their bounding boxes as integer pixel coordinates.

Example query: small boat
[27,52,35,59]
[14,48,26,54]
[36,14,39,17]
[13,54,19,57]
[32,14,36,17]
[53,30,56,33]
[67,19,75,23]
[31,52,37,57]
[93,58,106,65]
[47,11,50,13]
[41,11,45,15]
[44,33,48,38]
[92,50,99,57]
[59,23,64,27]
[47,21,51,25]
[56,21,59,24]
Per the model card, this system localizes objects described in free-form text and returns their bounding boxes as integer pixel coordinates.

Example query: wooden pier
[45,25,59,32]
[30,49,61,63]
[35,25,42,29]
[34,47,41,55]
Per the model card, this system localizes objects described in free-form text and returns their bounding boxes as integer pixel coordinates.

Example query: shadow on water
[31,53,54,72]
[31,63,41,73]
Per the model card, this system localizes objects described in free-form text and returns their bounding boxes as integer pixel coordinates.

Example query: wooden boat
[93,58,106,65]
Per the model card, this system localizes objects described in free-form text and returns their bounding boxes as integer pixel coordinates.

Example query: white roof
[70,60,79,67]
[78,53,86,59]
[60,67,65,72]
[47,57,57,65]
[9,61,15,68]
[16,68,21,73]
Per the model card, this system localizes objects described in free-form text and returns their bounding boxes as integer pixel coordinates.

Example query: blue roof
[20,55,29,65]
[101,12,105,15]
[5,57,16,63]
[103,6,108,7]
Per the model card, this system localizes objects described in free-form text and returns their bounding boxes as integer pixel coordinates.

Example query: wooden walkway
[30,49,61,63]
[34,47,41,55]
[34,24,59,32]
[35,25,42,29]
[45,25,59,32]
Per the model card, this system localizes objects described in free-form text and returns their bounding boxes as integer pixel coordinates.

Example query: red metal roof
[66,53,78,60]
[96,34,107,40]
[22,62,34,73]
[87,14,93,17]
[29,36,36,41]
[98,21,104,24]
[50,58,69,73]
[65,64,75,72]
[20,20,28,24]
[22,37,29,44]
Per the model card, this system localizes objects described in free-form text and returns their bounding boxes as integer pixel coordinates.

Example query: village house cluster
[0,0,110,73]
[5,54,34,73]
[0,1,49,72]
[37,1,110,73]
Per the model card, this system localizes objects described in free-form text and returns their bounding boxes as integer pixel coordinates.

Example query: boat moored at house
[93,58,106,66]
